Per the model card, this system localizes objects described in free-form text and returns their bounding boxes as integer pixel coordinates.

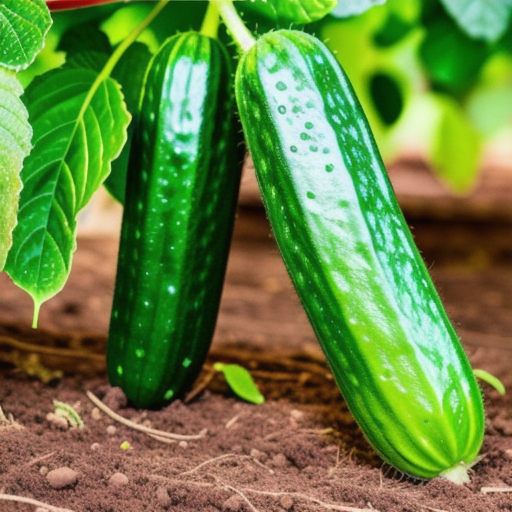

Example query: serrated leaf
[440,0,512,43]
[214,363,265,405]
[111,42,151,121]
[330,0,386,18]
[5,67,130,324]
[56,18,152,204]
[0,0,52,71]
[0,68,32,270]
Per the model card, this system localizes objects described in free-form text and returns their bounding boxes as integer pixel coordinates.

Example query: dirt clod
[102,387,128,411]
[108,472,129,487]
[46,467,79,489]
[222,494,246,512]
[155,486,171,507]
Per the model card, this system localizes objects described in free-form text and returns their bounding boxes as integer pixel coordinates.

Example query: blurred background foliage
[21,0,512,194]
[320,0,512,193]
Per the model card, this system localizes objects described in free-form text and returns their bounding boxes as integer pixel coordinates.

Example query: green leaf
[213,363,265,405]
[240,0,337,25]
[65,51,110,73]
[0,0,52,71]
[440,0,512,43]
[5,67,130,325]
[372,0,420,47]
[430,94,483,193]
[57,20,112,57]
[111,42,151,128]
[373,11,413,47]
[330,0,386,18]
[419,14,489,96]
[390,92,483,193]
[368,71,404,126]
[105,42,153,204]
[0,68,32,271]
[468,81,512,136]
[56,18,152,204]
[473,369,506,395]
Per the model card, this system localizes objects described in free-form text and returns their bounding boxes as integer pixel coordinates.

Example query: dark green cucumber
[107,32,242,409]
[235,30,484,482]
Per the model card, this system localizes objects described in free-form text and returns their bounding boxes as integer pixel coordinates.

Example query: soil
[1,161,512,512]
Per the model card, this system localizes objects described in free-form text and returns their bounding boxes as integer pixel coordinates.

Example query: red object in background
[46,0,122,10]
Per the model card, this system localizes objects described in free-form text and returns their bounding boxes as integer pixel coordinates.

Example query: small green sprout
[53,400,84,428]
[473,369,506,396]
[120,441,132,451]
[213,363,265,405]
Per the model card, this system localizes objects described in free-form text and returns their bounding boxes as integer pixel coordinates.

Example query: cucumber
[106,31,242,409]
[235,30,484,482]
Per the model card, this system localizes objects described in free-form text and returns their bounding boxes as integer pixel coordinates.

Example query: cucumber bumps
[107,32,242,408]
[235,30,484,482]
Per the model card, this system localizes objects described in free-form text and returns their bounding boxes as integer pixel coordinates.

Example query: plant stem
[214,0,256,52]
[32,301,41,329]
[200,1,220,39]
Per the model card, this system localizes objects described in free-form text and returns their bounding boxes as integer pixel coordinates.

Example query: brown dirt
[1,193,512,512]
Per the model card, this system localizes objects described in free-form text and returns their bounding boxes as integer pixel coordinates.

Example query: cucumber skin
[107,32,242,409]
[235,30,484,480]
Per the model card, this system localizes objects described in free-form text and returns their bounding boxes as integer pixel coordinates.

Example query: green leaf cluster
[1,0,137,324]
[319,0,512,192]
[0,0,51,270]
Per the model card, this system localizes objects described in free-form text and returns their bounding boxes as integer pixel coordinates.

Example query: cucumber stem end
[200,1,220,39]
[439,462,471,485]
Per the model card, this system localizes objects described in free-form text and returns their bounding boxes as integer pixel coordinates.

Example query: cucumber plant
[2,0,508,483]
